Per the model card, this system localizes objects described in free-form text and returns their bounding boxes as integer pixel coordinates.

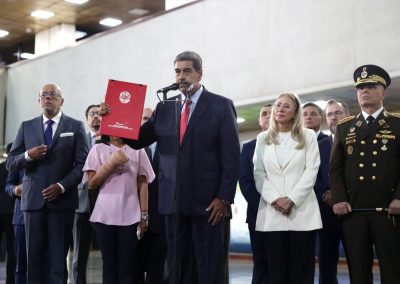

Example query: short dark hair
[302,102,324,116]
[174,51,202,72]
[262,103,273,108]
[325,99,350,115]
[85,104,100,119]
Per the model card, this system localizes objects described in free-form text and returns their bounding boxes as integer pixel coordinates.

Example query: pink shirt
[83,143,155,226]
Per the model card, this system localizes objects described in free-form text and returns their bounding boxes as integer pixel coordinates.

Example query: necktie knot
[367,115,374,125]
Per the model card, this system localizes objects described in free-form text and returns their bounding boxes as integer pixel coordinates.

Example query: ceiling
[237,75,400,132]
[0,0,165,65]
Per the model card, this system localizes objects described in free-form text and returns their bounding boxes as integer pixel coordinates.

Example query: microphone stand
[159,86,192,283]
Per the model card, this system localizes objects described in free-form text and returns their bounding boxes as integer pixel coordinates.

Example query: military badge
[356,121,362,127]
[347,145,353,155]
[361,67,368,78]
[378,119,385,126]
[350,127,355,133]
[381,139,388,151]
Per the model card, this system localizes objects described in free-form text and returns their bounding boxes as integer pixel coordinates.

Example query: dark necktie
[44,120,54,145]
[180,99,191,144]
[366,115,374,126]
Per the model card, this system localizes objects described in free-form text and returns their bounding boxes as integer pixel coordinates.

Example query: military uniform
[330,64,400,284]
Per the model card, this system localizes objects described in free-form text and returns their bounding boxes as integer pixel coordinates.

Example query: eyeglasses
[39,91,61,99]
[273,103,294,112]
[88,111,100,117]
[326,111,344,118]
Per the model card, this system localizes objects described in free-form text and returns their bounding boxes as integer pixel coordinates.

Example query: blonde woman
[253,92,322,284]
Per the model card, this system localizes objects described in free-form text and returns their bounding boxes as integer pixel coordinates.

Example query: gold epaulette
[387,112,400,119]
[337,115,355,125]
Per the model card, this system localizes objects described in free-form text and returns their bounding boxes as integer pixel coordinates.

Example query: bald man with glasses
[7,83,89,284]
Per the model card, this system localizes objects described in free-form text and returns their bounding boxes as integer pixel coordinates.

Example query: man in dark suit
[239,103,271,284]
[330,65,400,284]
[72,104,101,284]
[0,143,16,284]
[133,107,168,284]
[325,99,350,142]
[104,51,240,284]
[6,83,89,284]
[303,102,340,284]
[5,165,25,284]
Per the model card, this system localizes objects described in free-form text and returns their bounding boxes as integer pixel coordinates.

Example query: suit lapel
[35,117,46,145]
[49,114,65,149]
[280,145,298,171]
[180,90,210,147]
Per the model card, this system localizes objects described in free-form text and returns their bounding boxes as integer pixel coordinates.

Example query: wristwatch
[141,213,149,221]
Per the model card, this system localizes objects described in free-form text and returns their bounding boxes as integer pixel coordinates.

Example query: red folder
[100,79,147,140]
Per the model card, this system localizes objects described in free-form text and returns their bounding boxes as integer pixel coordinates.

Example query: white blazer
[253,128,322,232]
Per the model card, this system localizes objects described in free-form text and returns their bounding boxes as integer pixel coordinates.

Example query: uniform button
[359,176,364,181]
[361,140,366,145]
[360,152,365,156]
[372,176,376,180]
[373,139,377,144]
[372,163,377,167]
[359,163,364,168]
[373,151,377,155]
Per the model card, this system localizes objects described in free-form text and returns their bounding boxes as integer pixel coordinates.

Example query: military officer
[330,64,400,284]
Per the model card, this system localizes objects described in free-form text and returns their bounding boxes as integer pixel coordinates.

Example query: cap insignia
[361,67,368,79]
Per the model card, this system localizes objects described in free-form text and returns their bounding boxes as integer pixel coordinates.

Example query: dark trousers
[14,224,26,284]
[264,230,316,284]
[132,230,168,284]
[0,213,16,284]
[248,222,269,284]
[341,213,400,284]
[24,209,74,284]
[317,202,341,284]
[165,214,227,284]
[72,213,93,284]
[93,222,138,284]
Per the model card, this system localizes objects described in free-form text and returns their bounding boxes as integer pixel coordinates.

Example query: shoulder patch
[387,112,400,119]
[337,115,355,125]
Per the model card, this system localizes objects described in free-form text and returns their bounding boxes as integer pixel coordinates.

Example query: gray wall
[0,66,7,147]
[4,0,400,143]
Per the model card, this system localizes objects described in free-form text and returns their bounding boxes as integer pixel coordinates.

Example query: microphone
[157,83,179,93]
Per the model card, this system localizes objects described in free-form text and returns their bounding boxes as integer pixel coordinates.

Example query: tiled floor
[0,251,381,283]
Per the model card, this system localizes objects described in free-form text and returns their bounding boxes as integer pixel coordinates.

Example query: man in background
[133,107,168,284]
[0,143,16,284]
[7,83,89,284]
[72,104,102,284]
[303,101,340,284]
[239,103,271,284]
[5,142,26,284]
[325,99,350,140]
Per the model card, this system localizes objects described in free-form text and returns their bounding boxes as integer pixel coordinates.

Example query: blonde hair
[265,92,306,149]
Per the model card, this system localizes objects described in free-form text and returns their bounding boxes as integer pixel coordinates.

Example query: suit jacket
[254,128,322,231]
[145,145,165,234]
[6,113,89,211]
[239,139,260,224]
[330,110,400,208]
[314,132,332,201]
[0,161,14,214]
[125,87,240,215]
[5,171,24,225]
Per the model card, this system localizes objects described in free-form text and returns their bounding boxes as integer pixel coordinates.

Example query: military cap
[353,64,391,88]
